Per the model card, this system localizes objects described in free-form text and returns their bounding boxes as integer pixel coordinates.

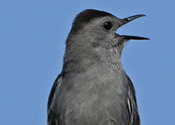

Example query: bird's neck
[62,34,124,73]
[62,46,123,74]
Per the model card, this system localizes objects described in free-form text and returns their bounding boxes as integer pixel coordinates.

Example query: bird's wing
[47,74,63,125]
[126,76,140,125]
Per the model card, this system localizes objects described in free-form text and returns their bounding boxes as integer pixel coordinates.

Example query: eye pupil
[103,22,112,30]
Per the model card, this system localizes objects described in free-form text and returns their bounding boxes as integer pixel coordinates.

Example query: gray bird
[47,9,149,125]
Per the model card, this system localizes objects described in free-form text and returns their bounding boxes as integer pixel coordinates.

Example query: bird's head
[64,9,149,72]
[67,9,149,57]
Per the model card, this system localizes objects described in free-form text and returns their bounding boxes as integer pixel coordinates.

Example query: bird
[47,9,149,125]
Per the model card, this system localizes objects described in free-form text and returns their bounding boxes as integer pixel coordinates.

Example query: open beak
[119,14,149,40]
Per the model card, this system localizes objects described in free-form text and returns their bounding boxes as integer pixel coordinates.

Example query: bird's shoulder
[47,73,64,125]
[126,75,140,125]
[48,73,63,112]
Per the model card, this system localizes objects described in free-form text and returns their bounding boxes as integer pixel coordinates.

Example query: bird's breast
[58,69,129,125]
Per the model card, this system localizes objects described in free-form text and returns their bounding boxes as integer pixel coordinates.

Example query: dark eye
[103,22,113,30]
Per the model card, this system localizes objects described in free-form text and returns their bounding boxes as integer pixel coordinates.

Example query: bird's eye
[103,22,113,30]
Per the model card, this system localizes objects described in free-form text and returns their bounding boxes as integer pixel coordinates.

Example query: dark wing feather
[126,75,140,125]
[47,74,63,125]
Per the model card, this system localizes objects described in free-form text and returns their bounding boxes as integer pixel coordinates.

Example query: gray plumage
[48,9,149,125]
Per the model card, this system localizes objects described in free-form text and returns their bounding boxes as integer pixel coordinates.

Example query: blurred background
[0,0,174,125]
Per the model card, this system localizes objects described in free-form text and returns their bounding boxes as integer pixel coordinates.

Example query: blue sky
[0,0,174,125]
